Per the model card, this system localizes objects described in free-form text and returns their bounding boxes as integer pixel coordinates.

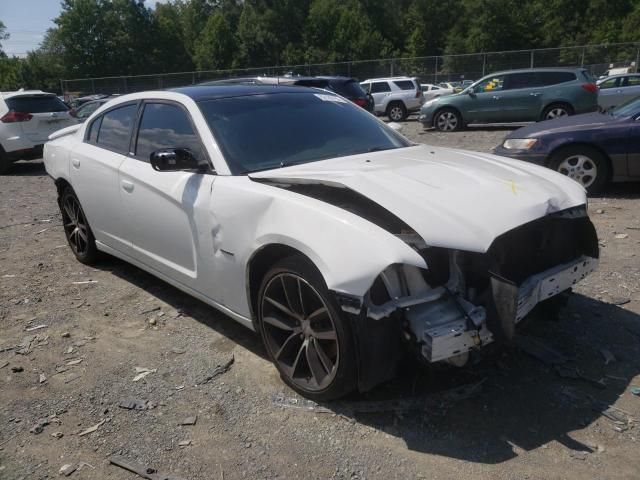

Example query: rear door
[496,72,544,122]
[6,94,75,145]
[70,102,138,254]
[118,100,215,289]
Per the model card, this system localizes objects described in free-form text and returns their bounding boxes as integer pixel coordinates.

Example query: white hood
[249,144,587,253]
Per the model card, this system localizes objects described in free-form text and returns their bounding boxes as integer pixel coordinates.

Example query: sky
[0,0,166,57]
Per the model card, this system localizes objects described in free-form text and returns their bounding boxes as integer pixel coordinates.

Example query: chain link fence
[61,42,640,100]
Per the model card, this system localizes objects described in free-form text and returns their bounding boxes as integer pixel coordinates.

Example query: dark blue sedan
[494,97,640,193]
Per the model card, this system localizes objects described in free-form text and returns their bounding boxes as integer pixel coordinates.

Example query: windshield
[610,96,640,118]
[198,92,411,174]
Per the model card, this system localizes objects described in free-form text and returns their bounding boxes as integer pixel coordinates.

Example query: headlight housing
[502,138,538,150]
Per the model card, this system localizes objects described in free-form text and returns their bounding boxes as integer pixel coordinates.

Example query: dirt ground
[1,122,640,480]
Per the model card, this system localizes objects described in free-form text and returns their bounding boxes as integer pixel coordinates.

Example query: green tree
[194,11,237,70]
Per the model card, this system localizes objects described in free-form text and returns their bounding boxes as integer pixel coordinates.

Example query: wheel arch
[245,243,319,327]
[54,177,73,197]
[547,142,613,182]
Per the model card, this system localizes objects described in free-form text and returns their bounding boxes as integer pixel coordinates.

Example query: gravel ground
[1,124,640,479]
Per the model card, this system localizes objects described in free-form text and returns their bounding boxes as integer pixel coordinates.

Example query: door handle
[71,158,80,169]
[529,92,541,96]
[492,96,501,100]
[121,180,134,193]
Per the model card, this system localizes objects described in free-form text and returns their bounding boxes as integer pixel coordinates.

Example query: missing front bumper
[408,255,598,363]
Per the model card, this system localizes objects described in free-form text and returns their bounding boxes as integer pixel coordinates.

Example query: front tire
[0,149,11,175]
[59,187,99,264]
[548,146,609,194]
[433,108,462,132]
[257,255,357,401]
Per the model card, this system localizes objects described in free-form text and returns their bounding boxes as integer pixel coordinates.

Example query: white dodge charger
[44,85,598,400]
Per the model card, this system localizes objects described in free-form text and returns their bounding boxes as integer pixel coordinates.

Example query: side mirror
[150,148,200,172]
[388,122,403,132]
[467,87,476,95]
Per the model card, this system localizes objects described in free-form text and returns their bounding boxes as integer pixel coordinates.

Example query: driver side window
[134,102,206,163]
[475,75,505,93]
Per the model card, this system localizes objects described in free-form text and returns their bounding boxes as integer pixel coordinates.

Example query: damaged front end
[337,205,599,390]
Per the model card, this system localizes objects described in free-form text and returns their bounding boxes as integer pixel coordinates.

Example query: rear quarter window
[539,72,577,86]
[6,95,69,113]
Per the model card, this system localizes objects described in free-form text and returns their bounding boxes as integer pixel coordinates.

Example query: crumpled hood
[249,144,587,252]
[506,112,618,138]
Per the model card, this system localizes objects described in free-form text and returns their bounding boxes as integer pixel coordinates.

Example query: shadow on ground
[96,251,640,464]
[5,160,47,176]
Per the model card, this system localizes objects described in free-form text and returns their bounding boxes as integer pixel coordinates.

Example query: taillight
[582,83,598,93]
[415,90,423,98]
[69,109,77,118]
[354,98,367,107]
[0,111,33,123]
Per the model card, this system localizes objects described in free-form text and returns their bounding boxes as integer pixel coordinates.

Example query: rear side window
[330,80,367,98]
[506,73,539,90]
[623,76,640,87]
[96,104,137,153]
[393,80,416,90]
[370,82,391,93]
[6,95,68,113]
[538,72,576,86]
[135,103,205,162]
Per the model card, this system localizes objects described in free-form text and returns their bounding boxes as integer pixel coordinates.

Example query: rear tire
[59,187,99,265]
[257,255,357,401]
[541,103,574,121]
[386,101,407,122]
[548,145,609,195]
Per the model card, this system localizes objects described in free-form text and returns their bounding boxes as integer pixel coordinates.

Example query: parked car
[493,96,640,194]
[70,97,114,122]
[421,83,453,101]
[596,74,640,111]
[201,76,374,112]
[44,85,598,400]
[420,68,598,132]
[0,89,76,174]
[599,66,634,80]
[360,77,424,121]
[69,94,110,109]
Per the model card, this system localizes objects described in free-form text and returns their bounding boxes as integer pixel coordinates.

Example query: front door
[118,101,215,290]
[465,74,507,123]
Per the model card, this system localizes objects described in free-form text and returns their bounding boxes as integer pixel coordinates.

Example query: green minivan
[419,68,598,131]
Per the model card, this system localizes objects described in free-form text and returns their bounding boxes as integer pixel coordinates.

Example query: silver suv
[360,77,424,121]
[0,90,75,174]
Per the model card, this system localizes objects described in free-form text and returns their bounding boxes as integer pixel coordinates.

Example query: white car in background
[360,77,424,121]
[421,83,454,101]
[596,74,640,111]
[44,85,598,400]
[0,90,75,173]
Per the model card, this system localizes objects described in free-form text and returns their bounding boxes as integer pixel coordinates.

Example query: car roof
[361,77,417,83]
[171,85,317,101]
[485,67,587,76]
[0,89,55,99]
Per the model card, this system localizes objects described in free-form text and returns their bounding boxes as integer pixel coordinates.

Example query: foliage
[0,0,638,92]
